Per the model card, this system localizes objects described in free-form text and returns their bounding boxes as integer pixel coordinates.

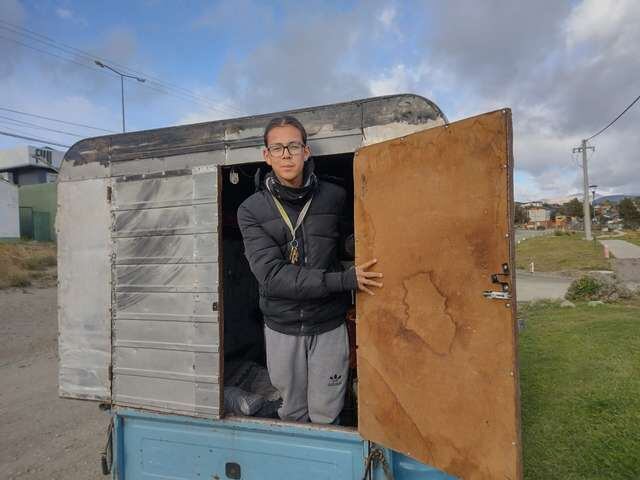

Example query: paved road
[515,270,573,301]
[599,239,640,259]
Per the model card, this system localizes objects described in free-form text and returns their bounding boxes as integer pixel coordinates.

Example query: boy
[237,116,382,423]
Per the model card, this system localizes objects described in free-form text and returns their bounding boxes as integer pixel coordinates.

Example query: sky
[0,0,638,201]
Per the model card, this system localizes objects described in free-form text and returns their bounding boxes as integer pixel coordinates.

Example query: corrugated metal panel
[111,168,221,418]
[57,178,112,401]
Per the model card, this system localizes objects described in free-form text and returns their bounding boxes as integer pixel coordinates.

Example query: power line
[587,93,640,141]
[0,106,116,133]
[0,130,71,148]
[0,115,85,137]
[0,32,240,118]
[0,20,246,118]
[0,33,105,74]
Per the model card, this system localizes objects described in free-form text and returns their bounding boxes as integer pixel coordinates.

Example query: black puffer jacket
[237,164,357,336]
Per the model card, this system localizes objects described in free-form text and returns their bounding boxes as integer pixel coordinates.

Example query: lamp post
[95,60,146,133]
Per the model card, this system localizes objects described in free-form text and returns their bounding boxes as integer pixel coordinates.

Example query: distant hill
[593,194,640,205]
[517,194,640,205]
[541,194,582,205]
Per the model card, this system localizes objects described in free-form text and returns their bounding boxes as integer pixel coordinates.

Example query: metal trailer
[57,94,522,480]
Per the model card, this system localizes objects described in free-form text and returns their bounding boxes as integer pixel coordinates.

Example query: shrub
[566,276,601,301]
[566,273,633,302]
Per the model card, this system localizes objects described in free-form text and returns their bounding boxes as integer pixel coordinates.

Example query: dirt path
[0,288,107,480]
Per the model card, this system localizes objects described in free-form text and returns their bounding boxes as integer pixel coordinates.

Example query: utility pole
[573,140,595,240]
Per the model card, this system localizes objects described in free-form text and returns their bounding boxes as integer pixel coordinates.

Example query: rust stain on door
[400,272,456,356]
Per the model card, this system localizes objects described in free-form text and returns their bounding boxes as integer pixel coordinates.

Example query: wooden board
[354,110,521,480]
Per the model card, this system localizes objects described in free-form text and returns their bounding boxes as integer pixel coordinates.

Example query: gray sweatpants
[264,323,349,424]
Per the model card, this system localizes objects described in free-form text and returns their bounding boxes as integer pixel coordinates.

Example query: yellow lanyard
[271,195,313,264]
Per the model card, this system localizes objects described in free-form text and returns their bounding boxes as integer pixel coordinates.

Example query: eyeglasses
[266,141,305,158]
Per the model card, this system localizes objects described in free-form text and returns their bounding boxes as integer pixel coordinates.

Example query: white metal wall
[0,179,19,238]
[58,178,113,400]
[111,166,221,417]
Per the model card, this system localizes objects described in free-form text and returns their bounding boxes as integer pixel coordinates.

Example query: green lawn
[519,301,640,479]
[516,234,611,273]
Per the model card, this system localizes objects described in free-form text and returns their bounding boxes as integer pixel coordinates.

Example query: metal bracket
[491,263,511,293]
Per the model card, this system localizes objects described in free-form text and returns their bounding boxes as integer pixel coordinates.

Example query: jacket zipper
[299,222,307,333]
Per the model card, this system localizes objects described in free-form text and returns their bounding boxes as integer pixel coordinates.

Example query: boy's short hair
[263,116,308,146]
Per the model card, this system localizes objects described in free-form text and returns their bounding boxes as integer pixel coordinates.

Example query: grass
[598,229,640,247]
[0,241,57,288]
[519,300,640,479]
[516,233,611,273]
[619,230,640,247]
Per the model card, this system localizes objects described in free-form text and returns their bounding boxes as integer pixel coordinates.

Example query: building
[0,145,64,242]
[0,145,64,186]
[0,177,20,239]
[522,205,552,229]
[527,207,551,223]
[19,183,57,241]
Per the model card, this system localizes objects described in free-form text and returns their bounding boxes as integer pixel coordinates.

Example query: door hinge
[106,186,112,203]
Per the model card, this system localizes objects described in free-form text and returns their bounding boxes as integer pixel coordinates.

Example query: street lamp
[95,60,146,133]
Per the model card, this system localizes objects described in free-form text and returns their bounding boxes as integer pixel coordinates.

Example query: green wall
[19,183,57,241]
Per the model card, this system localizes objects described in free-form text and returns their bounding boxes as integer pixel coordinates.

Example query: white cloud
[56,8,72,19]
[369,64,415,96]
[565,0,639,53]
[377,5,396,29]
[55,6,88,27]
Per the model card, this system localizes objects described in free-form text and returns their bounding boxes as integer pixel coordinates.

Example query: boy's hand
[356,259,383,295]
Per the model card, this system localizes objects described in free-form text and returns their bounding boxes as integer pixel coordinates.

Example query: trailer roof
[60,94,446,181]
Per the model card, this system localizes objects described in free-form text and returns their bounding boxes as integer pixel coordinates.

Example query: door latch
[483,290,512,300]
[489,263,511,295]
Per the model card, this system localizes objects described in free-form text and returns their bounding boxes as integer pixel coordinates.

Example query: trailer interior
[220,153,358,427]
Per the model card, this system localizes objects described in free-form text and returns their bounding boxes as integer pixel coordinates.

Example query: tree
[515,204,528,225]
[561,198,584,218]
[618,197,640,228]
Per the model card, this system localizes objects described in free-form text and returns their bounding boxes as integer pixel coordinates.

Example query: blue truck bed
[112,408,456,479]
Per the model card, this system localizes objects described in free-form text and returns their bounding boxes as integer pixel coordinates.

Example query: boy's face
[263,125,310,188]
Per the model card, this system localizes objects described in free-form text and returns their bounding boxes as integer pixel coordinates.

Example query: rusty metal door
[354,110,521,480]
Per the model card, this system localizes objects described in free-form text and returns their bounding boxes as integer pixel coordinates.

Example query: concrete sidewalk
[599,239,640,259]
[515,270,573,302]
